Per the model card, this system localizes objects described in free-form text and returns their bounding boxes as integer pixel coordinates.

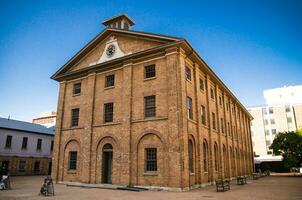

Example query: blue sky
[0,0,301,122]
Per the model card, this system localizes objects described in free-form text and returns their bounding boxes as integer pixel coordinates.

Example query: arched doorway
[102,143,113,184]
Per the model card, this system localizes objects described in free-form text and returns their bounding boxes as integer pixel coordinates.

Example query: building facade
[32,111,57,128]
[0,117,54,175]
[249,85,302,158]
[51,14,254,190]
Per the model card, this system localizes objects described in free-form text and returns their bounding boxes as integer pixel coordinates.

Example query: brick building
[51,14,254,191]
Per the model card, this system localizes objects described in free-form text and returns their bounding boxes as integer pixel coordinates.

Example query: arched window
[203,140,208,172]
[214,143,218,171]
[188,140,194,173]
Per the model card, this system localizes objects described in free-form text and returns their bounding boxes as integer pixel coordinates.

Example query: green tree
[270,131,302,169]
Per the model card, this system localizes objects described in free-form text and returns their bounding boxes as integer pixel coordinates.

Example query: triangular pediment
[52,28,182,80]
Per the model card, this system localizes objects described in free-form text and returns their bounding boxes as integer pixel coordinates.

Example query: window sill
[188,119,197,124]
[63,126,84,131]
[144,77,156,81]
[97,122,121,127]
[144,172,158,176]
[72,93,81,97]
[104,86,115,90]
[132,116,168,123]
[67,170,77,174]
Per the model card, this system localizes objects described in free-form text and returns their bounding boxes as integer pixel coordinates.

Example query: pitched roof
[51,28,183,80]
[0,117,55,136]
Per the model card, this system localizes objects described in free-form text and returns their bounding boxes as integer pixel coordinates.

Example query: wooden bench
[216,179,230,192]
[237,176,247,185]
[253,173,260,180]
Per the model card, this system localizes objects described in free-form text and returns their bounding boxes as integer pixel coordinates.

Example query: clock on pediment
[95,35,131,64]
[106,44,116,57]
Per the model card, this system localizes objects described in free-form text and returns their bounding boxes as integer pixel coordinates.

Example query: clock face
[106,44,116,57]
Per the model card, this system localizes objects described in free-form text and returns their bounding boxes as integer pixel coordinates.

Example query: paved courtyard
[0,175,301,200]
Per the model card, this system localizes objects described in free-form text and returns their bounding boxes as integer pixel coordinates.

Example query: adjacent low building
[0,117,54,175]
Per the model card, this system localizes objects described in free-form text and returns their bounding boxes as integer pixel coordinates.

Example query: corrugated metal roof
[0,117,54,136]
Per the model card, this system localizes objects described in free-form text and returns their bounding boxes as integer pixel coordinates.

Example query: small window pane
[69,151,77,170]
[269,107,274,114]
[144,65,156,79]
[185,66,191,81]
[34,161,40,172]
[285,105,291,112]
[37,139,42,150]
[71,108,80,127]
[287,117,292,123]
[187,97,193,119]
[50,140,54,151]
[22,137,28,149]
[145,148,157,172]
[105,74,115,88]
[201,105,206,125]
[19,160,26,172]
[104,103,114,123]
[212,112,216,130]
[73,83,81,95]
[144,96,156,118]
[199,78,204,91]
[270,119,275,124]
[5,135,12,148]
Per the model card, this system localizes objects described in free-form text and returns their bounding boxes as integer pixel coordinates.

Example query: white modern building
[249,85,302,163]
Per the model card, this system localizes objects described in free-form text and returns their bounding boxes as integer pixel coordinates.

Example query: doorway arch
[102,143,113,184]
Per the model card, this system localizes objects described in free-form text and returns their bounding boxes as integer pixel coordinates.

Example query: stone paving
[0,175,301,200]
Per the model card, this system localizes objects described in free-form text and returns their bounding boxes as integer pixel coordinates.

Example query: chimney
[102,14,135,30]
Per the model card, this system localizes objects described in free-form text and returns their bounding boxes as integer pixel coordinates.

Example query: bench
[216,179,230,192]
[253,173,260,180]
[237,176,247,185]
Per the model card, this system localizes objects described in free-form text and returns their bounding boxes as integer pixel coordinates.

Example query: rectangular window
[37,139,42,151]
[34,161,40,172]
[104,103,114,123]
[266,140,271,146]
[18,160,26,172]
[265,130,270,135]
[285,105,291,112]
[262,108,267,115]
[105,74,115,88]
[69,151,77,170]
[22,137,28,149]
[219,96,222,106]
[185,66,191,81]
[212,112,216,130]
[144,64,156,79]
[269,107,274,114]
[226,102,229,111]
[71,108,80,127]
[144,96,156,118]
[145,148,157,172]
[287,117,292,123]
[210,88,215,100]
[50,140,54,151]
[73,83,81,95]
[227,122,230,136]
[5,135,12,148]
[264,119,268,125]
[187,97,193,119]
[199,78,204,91]
[201,105,206,125]
[272,129,277,135]
[220,118,224,133]
[270,119,275,124]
